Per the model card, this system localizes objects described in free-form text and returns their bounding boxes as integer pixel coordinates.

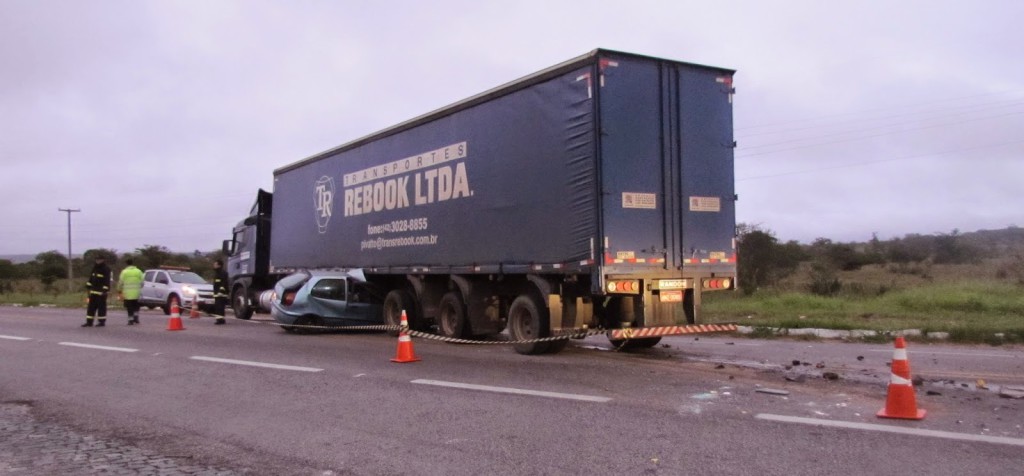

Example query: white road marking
[868,349,1018,359]
[190,356,323,372]
[756,413,1024,447]
[0,335,32,341]
[58,342,138,353]
[411,379,611,403]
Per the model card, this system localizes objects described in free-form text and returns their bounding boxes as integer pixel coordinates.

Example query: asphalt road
[1,306,1022,475]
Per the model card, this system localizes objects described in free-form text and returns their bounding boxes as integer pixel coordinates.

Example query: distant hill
[0,254,38,264]
[960,226,1024,253]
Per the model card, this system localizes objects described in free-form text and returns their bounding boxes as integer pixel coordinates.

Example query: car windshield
[168,271,207,284]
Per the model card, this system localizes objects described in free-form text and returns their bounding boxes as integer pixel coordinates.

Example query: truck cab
[222,189,285,319]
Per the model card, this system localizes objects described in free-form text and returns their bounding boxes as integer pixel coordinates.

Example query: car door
[153,271,170,302]
[140,271,157,304]
[345,281,380,323]
[307,278,348,320]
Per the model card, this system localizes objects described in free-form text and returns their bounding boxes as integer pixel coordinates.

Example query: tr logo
[314,176,335,234]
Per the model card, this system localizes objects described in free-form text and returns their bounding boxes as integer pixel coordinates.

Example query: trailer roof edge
[274,49,735,175]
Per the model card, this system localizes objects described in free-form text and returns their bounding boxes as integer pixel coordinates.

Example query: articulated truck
[224,49,738,354]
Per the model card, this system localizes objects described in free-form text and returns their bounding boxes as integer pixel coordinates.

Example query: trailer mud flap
[609,324,736,340]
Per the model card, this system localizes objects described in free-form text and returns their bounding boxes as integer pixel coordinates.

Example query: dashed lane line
[755,413,1024,447]
[411,379,612,403]
[58,342,138,353]
[0,335,32,341]
[190,356,323,372]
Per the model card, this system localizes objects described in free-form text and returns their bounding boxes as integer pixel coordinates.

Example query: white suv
[139,268,215,315]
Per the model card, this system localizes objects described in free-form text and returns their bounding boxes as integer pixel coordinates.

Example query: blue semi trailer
[224,49,738,354]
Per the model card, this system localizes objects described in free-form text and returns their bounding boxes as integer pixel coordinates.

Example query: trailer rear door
[598,54,735,271]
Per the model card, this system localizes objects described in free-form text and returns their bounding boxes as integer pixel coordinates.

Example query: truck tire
[232,287,253,320]
[383,289,416,336]
[162,294,180,315]
[508,294,554,355]
[438,292,470,339]
[608,336,662,350]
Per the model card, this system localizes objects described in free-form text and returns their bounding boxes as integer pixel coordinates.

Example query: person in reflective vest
[118,258,144,325]
[83,256,111,327]
[212,259,228,325]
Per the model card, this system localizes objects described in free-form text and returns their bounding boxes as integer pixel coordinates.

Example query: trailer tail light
[281,291,297,306]
[702,278,732,290]
[606,280,640,294]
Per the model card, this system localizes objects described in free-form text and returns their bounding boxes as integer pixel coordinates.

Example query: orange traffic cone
[166,302,186,331]
[390,310,420,363]
[877,336,925,420]
[189,296,200,319]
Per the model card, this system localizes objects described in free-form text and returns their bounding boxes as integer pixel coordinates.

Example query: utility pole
[58,208,81,292]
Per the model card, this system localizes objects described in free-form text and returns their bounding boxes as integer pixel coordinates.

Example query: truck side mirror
[222,239,234,255]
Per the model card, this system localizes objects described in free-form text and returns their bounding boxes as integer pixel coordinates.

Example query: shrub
[808,260,841,296]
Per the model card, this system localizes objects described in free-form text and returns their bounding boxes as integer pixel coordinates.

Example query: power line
[737,109,1024,159]
[739,96,1024,141]
[737,139,1024,182]
[737,89,1024,132]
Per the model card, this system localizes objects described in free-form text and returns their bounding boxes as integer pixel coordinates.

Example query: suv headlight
[181,285,196,296]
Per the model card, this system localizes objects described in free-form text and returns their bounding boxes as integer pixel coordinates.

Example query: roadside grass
[5,267,1024,344]
[0,279,110,308]
[703,279,1024,343]
[0,291,95,308]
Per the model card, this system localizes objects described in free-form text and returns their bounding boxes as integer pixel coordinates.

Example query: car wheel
[383,289,417,336]
[438,291,470,339]
[294,314,324,334]
[163,294,180,315]
[608,336,662,351]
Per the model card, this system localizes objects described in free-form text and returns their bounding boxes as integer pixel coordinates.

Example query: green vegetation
[3,228,1024,344]
[0,291,95,308]
[705,224,1024,344]
[0,245,222,307]
[704,278,1024,343]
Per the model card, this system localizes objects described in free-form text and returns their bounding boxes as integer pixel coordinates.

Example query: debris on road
[756,388,791,396]
[999,388,1024,399]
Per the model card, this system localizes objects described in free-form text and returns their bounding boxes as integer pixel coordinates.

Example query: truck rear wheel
[232,287,253,320]
[438,292,470,339]
[384,289,417,336]
[508,294,556,355]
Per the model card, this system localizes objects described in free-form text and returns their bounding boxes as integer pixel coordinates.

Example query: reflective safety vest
[118,265,144,300]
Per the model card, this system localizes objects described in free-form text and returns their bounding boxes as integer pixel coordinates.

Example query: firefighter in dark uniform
[212,259,228,325]
[82,256,112,327]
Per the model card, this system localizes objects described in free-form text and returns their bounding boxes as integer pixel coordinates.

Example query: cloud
[0,0,1021,254]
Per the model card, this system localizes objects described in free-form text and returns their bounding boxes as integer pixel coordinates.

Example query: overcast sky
[1,0,1021,256]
